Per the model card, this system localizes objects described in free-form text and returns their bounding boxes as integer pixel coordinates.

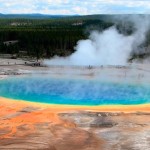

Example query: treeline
[0,17,113,60]
[0,29,84,59]
[3,15,150,61]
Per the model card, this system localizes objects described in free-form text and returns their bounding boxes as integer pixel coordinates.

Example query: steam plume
[44,15,150,66]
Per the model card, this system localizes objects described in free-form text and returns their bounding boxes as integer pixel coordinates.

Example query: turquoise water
[0,76,150,106]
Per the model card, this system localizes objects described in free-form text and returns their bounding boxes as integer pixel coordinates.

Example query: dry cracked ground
[0,104,150,150]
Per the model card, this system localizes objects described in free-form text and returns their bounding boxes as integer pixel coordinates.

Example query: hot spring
[0,75,149,106]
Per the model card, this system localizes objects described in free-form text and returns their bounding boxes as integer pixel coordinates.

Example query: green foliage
[0,15,117,60]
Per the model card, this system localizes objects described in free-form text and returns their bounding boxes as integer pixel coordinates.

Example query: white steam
[44,16,150,66]
[70,27,133,66]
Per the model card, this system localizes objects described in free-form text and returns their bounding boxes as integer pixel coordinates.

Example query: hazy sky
[0,0,149,15]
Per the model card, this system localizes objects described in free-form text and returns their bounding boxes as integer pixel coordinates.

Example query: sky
[0,0,150,15]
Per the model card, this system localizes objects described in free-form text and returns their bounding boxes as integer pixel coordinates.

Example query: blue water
[0,76,150,106]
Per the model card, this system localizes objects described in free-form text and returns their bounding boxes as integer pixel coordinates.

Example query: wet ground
[60,111,150,150]
[0,100,149,150]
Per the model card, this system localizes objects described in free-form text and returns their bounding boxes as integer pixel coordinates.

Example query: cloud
[0,0,150,14]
